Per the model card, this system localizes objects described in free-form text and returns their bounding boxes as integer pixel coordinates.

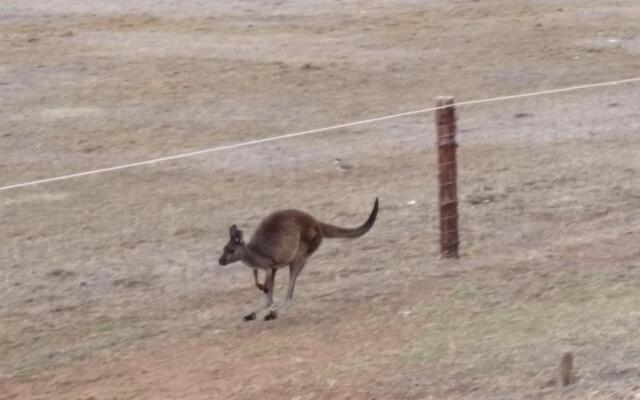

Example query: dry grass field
[1,1,640,399]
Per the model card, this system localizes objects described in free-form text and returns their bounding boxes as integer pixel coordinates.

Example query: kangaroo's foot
[264,311,277,321]
[243,312,257,321]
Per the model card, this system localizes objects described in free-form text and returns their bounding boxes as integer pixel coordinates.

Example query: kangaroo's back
[248,210,320,265]
[247,198,378,266]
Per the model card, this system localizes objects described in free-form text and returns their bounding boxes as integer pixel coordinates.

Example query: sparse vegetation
[1,0,640,399]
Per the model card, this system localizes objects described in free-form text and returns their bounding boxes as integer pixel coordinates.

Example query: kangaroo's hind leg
[281,258,307,310]
[280,228,322,310]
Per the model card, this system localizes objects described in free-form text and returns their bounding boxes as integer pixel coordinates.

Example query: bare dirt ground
[1,1,640,399]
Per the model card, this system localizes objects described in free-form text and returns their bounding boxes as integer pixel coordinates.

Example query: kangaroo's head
[218,224,245,266]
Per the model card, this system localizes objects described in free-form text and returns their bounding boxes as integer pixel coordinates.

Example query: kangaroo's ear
[229,224,244,244]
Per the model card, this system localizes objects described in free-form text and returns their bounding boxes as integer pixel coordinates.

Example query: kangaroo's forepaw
[243,312,257,321]
[264,311,277,321]
[256,284,268,293]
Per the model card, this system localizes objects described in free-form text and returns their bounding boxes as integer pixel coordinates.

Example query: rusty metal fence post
[436,97,459,258]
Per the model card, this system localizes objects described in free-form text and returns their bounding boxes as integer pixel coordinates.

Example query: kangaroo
[218,198,379,321]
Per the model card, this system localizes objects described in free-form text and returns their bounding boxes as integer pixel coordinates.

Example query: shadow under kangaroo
[218,198,379,321]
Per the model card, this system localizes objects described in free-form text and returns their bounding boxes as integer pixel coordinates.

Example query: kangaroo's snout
[218,256,227,266]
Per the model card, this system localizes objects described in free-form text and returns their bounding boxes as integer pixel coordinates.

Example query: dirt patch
[1,1,640,399]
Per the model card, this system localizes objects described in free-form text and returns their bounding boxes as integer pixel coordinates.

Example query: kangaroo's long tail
[319,198,378,239]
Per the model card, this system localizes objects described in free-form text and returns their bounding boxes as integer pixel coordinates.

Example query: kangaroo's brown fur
[218,198,378,321]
